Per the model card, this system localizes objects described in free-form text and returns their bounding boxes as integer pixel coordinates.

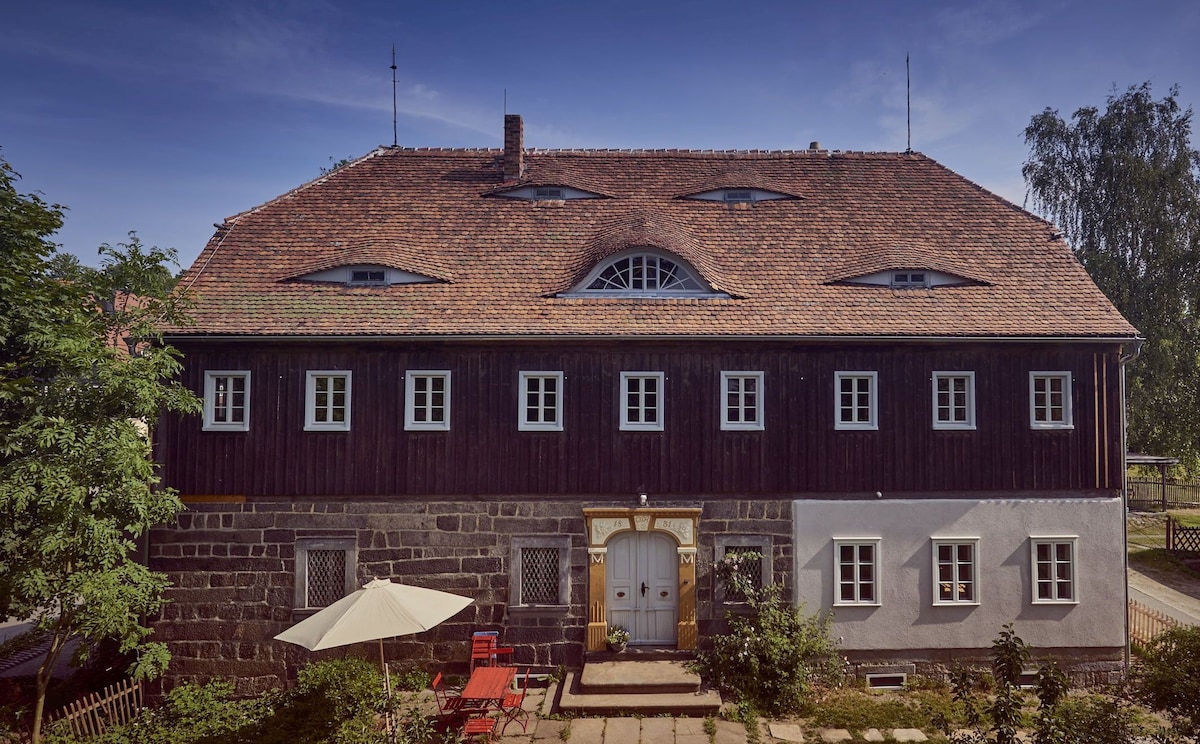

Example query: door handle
[641,582,648,597]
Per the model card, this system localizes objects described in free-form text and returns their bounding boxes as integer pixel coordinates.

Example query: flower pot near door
[606,626,630,652]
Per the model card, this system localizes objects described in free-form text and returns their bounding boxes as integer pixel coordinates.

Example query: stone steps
[553,659,722,717]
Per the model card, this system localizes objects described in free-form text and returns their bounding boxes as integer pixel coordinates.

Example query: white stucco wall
[791,498,1125,651]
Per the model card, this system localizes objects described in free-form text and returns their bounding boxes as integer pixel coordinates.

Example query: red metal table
[460,666,516,712]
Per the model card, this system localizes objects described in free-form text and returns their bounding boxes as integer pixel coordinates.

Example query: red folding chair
[462,713,498,743]
[431,672,464,720]
[470,633,514,671]
[501,668,531,734]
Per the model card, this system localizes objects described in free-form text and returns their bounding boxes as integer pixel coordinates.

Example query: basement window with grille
[295,538,357,613]
[509,536,571,614]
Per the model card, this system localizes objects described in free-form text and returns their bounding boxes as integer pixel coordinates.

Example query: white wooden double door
[606,531,678,645]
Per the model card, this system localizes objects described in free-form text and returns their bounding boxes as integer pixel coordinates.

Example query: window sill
[932,601,981,607]
[507,604,569,617]
[202,425,250,432]
[1031,599,1079,606]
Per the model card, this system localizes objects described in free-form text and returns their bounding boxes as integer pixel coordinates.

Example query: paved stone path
[496,716,940,743]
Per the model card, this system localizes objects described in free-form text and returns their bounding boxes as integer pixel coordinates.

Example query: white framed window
[203,371,250,431]
[715,536,772,605]
[1031,536,1078,604]
[1030,372,1073,429]
[305,371,351,431]
[932,372,976,430]
[518,371,564,431]
[834,371,878,430]
[405,370,451,431]
[295,538,356,610]
[720,371,765,431]
[510,536,570,611]
[932,538,980,605]
[620,372,665,431]
[833,538,881,606]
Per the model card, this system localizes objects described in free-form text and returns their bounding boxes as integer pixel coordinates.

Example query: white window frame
[620,371,665,431]
[1031,536,1078,604]
[518,371,564,432]
[405,370,452,431]
[203,370,251,431]
[509,536,571,612]
[714,536,772,606]
[720,371,765,431]
[833,538,882,606]
[1029,371,1073,429]
[834,371,878,431]
[931,537,981,606]
[304,371,352,432]
[932,371,976,431]
[294,537,356,611]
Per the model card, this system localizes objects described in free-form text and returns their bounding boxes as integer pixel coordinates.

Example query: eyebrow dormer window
[891,271,928,288]
[585,253,703,294]
[349,269,386,284]
[534,187,564,200]
[723,189,753,203]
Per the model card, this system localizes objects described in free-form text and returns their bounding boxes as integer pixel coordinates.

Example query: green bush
[253,657,387,744]
[43,680,266,744]
[1132,625,1200,737]
[694,552,841,715]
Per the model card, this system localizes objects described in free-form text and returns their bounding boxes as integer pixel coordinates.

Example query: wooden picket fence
[1167,515,1200,554]
[49,677,143,739]
[1128,599,1181,648]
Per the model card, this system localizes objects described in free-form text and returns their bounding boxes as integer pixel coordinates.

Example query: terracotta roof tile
[169,147,1137,339]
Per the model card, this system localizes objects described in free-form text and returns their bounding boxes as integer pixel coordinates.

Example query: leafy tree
[1132,625,1200,737]
[0,152,201,743]
[1023,83,1200,470]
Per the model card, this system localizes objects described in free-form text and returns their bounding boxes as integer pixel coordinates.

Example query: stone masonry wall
[148,496,796,695]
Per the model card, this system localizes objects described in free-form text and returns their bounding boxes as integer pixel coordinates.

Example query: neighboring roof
[169,145,1137,339]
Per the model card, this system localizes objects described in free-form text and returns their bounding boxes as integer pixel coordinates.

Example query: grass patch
[1167,509,1200,528]
[799,688,957,731]
[1130,547,1194,573]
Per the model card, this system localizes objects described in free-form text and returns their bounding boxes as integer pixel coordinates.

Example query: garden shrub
[252,657,387,744]
[43,680,267,744]
[694,552,841,716]
[1132,625,1200,737]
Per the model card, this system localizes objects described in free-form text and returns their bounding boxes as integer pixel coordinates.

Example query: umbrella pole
[380,638,394,743]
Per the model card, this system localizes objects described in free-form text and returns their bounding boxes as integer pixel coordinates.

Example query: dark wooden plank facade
[159,339,1125,497]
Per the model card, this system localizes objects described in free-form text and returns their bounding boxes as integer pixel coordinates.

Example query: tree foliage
[0,152,201,742]
[1023,83,1200,469]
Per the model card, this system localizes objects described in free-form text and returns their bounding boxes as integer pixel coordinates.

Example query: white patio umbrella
[274,577,473,735]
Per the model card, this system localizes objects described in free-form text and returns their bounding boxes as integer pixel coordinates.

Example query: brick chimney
[503,114,524,180]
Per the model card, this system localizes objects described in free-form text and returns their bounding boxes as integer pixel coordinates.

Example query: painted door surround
[583,507,701,651]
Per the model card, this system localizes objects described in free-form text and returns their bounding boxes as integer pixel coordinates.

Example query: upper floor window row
[202,368,1075,433]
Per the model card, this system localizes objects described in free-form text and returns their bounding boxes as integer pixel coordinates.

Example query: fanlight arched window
[577,251,711,295]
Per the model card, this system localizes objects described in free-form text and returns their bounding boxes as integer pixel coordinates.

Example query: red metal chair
[501,668,531,734]
[462,714,498,742]
[431,672,464,719]
[470,634,514,671]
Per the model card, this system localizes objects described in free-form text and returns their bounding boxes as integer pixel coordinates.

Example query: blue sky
[4,0,1198,270]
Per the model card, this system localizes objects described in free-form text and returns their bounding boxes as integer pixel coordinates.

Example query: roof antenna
[905,53,912,153]
[390,46,398,147]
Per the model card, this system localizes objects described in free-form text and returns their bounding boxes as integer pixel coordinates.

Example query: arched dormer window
[568,249,720,297]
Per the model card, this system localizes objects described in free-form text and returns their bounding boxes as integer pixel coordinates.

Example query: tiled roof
[169,146,1137,339]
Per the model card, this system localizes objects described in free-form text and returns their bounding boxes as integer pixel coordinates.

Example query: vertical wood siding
[159,340,1125,497]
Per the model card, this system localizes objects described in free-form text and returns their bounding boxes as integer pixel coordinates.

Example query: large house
[151,115,1137,694]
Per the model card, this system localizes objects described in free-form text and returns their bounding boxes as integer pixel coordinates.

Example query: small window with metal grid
[714,536,772,606]
[519,547,561,604]
[510,536,571,612]
[295,538,355,611]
